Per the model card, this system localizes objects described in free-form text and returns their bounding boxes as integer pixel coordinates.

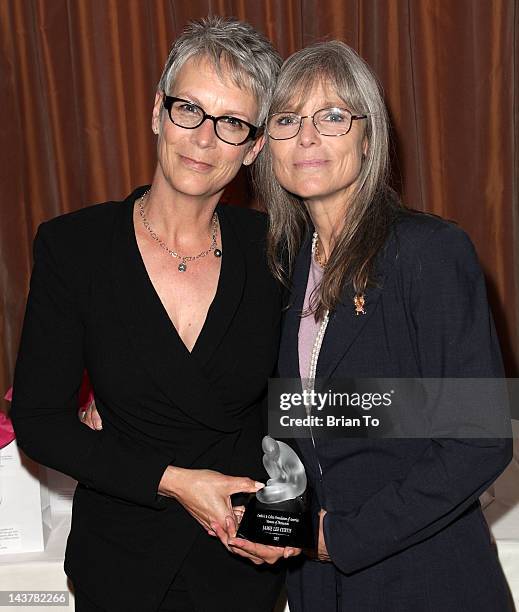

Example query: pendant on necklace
[178,262,187,272]
[214,249,222,258]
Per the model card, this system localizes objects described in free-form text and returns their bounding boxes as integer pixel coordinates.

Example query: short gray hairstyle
[157,17,281,125]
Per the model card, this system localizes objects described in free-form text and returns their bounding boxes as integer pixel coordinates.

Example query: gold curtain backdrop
[0,0,517,402]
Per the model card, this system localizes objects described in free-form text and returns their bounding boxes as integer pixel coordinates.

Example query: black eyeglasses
[162,94,262,146]
[267,107,368,140]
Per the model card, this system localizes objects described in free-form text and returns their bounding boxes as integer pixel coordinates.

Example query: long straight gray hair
[253,41,404,320]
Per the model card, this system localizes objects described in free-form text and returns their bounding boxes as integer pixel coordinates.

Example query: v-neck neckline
[279,228,386,382]
[110,187,246,431]
[128,194,225,358]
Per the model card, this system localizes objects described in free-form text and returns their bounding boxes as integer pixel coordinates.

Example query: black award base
[236,493,313,548]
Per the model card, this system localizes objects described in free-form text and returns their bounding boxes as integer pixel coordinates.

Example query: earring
[152,126,158,134]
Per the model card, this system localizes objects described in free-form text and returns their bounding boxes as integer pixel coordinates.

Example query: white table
[0,515,74,611]
[482,439,519,609]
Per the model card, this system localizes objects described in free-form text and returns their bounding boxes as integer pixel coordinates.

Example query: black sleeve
[323,224,512,573]
[10,223,173,509]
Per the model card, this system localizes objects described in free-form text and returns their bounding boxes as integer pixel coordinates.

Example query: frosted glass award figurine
[237,436,311,547]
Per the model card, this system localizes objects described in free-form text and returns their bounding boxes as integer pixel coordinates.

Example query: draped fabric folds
[0,0,517,402]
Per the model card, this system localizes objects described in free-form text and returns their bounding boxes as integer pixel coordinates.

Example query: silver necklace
[303,233,330,479]
[306,232,330,387]
[138,190,222,272]
[314,233,327,268]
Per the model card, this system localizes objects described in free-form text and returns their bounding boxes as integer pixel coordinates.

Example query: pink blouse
[298,255,324,379]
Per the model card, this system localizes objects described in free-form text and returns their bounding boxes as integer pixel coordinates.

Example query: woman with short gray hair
[11,17,295,612]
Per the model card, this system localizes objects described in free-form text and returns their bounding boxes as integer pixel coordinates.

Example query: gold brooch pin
[354,293,366,316]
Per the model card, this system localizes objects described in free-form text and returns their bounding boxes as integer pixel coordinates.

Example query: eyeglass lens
[267,108,354,139]
[169,99,250,145]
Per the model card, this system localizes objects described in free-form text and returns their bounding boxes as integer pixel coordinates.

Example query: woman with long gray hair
[228,41,512,611]
[10,17,297,612]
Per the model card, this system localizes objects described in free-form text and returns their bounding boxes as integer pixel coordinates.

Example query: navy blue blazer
[279,211,513,611]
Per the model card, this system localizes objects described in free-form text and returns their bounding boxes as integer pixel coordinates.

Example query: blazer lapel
[111,189,240,433]
[278,233,312,379]
[279,228,386,384]
[316,281,384,384]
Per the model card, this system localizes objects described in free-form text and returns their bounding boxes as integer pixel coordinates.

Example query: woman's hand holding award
[237,436,311,547]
